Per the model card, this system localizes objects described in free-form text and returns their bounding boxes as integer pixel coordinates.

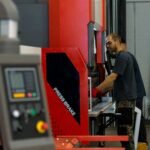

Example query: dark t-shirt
[113,51,137,101]
[127,52,146,98]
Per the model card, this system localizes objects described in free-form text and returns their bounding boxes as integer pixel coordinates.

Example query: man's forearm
[97,77,114,93]
[96,73,117,93]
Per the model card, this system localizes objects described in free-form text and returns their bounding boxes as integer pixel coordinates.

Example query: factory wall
[126,0,150,118]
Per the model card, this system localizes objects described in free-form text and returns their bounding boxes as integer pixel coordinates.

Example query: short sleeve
[113,54,128,75]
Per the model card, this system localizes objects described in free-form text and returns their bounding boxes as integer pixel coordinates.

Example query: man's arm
[96,72,118,93]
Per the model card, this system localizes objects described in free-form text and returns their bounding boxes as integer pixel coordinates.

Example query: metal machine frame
[0,54,54,150]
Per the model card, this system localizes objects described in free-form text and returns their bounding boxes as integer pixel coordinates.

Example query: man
[118,42,147,149]
[114,40,147,149]
[93,33,137,150]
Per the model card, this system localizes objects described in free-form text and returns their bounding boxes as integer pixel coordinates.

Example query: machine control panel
[5,68,40,102]
[4,67,48,140]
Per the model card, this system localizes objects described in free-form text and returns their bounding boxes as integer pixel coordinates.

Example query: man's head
[106,33,122,52]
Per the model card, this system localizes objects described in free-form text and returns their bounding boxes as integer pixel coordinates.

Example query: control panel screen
[10,72,24,89]
[5,67,40,102]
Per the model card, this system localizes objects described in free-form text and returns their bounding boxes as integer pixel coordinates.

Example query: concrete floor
[104,123,150,149]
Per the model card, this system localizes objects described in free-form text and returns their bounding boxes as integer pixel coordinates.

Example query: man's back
[127,52,146,97]
[113,51,137,101]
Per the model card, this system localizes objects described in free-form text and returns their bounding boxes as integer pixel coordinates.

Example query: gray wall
[127,0,150,2]
[126,0,150,118]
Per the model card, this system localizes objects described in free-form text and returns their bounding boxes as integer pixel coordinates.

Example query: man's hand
[92,87,105,97]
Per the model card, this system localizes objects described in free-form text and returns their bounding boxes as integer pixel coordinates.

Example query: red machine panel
[49,0,106,63]
[42,48,89,136]
[49,0,92,63]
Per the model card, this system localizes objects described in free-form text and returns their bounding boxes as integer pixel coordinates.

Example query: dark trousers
[136,97,147,143]
[116,100,136,150]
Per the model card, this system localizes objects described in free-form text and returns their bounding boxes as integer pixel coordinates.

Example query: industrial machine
[42,0,106,137]
[88,21,106,109]
[42,48,88,137]
[0,56,55,150]
[41,0,127,144]
[0,0,55,149]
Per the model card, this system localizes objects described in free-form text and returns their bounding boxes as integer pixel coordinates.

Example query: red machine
[42,0,106,137]
[42,48,88,136]
[49,0,93,62]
